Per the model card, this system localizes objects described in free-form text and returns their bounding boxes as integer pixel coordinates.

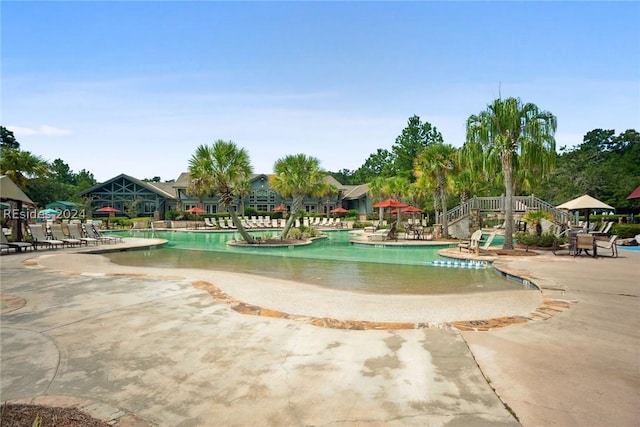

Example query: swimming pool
[105,230,526,295]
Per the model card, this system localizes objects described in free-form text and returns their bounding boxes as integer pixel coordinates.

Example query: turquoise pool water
[105,230,525,295]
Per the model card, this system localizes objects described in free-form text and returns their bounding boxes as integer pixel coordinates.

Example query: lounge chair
[368,222,398,242]
[458,230,483,252]
[83,223,119,244]
[50,224,82,247]
[477,231,498,254]
[28,224,64,249]
[67,223,98,245]
[1,243,16,254]
[0,230,35,252]
[204,217,217,228]
[596,235,618,257]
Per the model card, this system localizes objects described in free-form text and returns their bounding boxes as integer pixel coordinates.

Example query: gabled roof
[0,175,35,205]
[79,173,177,199]
[341,183,370,200]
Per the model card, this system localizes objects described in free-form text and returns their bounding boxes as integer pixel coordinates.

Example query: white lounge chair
[596,235,618,257]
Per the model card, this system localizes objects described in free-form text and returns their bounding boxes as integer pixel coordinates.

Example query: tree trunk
[439,174,449,239]
[502,155,514,250]
[228,205,254,244]
[280,196,302,239]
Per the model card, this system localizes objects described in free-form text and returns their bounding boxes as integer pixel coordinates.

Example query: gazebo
[0,175,36,241]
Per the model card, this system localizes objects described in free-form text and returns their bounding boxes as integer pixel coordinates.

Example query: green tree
[234,178,251,216]
[73,170,97,193]
[465,97,557,249]
[0,146,49,190]
[540,129,639,209]
[124,197,142,218]
[269,154,333,239]
[188,145,214,209]
[414,143,458,238]
[352,148,395,183]
[0,126,19,149]
[188,140,255,243]
[392,115,444,180]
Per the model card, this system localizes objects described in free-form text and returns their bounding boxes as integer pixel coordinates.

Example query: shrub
[288,228,303,239]
[515,231,539,252]
[352,221,374,229]
[537,231,556,247]
[166,210,182,220]
[612,223,640,239]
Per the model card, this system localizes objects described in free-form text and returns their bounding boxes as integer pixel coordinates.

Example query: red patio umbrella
[373,198,407,222]
[185,207,206,214]
[372,198,407,209]
[329,207,348,214]
[272,204,288,212]
[401,206,422,213]
[95,206,120,229]
[95,206,120,213]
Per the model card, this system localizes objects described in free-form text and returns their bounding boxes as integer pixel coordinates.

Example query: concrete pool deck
[1,238,638,426]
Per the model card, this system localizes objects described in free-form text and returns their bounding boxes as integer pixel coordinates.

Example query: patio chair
[596,235,618,257]
[458,230,483,252]
[0,229,35,252]
[28,224,64,249]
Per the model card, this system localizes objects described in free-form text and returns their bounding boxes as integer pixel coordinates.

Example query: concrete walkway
[1,240,639,426]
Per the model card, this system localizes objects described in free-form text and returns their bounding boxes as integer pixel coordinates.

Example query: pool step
[431,260,489,269]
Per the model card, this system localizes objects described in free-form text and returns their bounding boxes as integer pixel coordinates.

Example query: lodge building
[79,173,371,219]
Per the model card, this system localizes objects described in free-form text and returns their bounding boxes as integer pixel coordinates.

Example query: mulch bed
[0,403,110,427]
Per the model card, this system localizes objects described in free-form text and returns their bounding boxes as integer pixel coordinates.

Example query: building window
[205,204,217,214]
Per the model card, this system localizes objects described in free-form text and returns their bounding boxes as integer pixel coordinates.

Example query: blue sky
[2,1,639,183]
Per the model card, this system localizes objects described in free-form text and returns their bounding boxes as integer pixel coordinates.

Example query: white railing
[446,195,568,225]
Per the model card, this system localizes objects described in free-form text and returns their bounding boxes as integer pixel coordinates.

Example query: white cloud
[8,124,72,137]
[40,125,73,136]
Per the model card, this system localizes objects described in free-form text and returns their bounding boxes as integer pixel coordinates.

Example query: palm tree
[187,145,213,209]
[414,143,458,238]
[0,147,49,190]
[269,154,333,239]
[188,140,255,243]
[465,97,557,249]
[234,178,251,216]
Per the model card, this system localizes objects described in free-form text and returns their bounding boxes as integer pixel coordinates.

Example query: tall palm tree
[234,178,251,217]
[465,97,557,249]
[414,143,458,238]
[187,145,213,209]
[188,140,255,243]
[269,154,333,239]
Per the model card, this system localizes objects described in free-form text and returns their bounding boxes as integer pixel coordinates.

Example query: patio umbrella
[39,208,59,217]
[401,206,423,213]
[372,198,407,222]
[272,204,288,212]
[626,185,640,200]
[329,207,348,214]
[556,195,614,227]
[185,206,206,214]
[95,206,120,228]
[96,206,121,214]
